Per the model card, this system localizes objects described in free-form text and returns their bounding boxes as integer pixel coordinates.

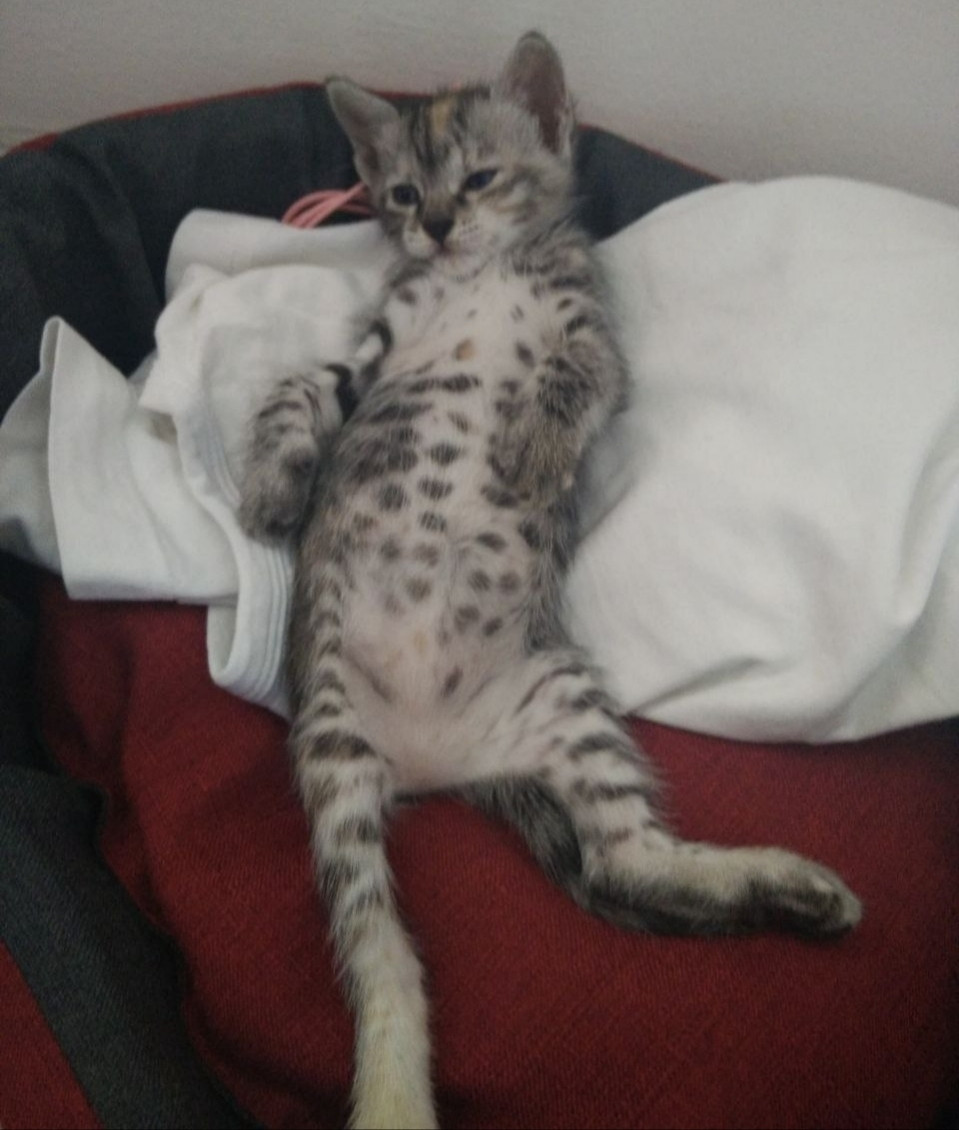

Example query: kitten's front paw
[238,370,344,541]
[238,443,318,541]
[491,416,579,504]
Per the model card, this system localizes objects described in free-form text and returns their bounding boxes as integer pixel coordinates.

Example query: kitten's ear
[326,78,400,182]
[496,31,574,158]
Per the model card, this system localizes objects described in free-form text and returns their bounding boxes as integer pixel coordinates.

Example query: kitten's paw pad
[237,445,317,541]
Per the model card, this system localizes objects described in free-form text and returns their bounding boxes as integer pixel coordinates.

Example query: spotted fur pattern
[239,32,861,1130]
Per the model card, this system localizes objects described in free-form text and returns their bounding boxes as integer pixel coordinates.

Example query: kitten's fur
[239,33,861,1129]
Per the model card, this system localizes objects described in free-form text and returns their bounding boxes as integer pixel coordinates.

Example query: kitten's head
[327,32,575,275]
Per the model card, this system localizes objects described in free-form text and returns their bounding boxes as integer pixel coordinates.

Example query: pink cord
[281,182,373,228]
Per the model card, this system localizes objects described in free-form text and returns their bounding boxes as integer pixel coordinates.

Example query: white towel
[2,178,958,740]
[0,214,393,716]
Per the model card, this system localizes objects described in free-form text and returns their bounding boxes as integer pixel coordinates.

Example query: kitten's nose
[423,216,454,247]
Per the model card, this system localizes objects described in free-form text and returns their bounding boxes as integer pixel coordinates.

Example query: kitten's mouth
[431,236,465,257]
[407,235,488,278]
[432,246,488,281]
[428,242,465,265]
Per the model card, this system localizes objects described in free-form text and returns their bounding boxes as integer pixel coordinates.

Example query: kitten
[239,32,861,1129]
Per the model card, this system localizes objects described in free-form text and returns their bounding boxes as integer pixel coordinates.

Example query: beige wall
[1,0,957,206]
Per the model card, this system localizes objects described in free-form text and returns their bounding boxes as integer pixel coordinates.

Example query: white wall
[2,0,957,206]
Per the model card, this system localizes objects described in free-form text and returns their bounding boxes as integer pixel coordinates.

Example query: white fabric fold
[1,180,958,740]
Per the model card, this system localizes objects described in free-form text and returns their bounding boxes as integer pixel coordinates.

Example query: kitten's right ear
[326,79,399,183]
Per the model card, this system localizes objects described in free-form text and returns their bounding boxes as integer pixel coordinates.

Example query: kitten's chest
[385,265,554,381]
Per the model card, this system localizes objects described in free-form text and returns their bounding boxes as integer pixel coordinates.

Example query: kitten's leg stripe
[472,651,861,940]
[561,312,597,337]
[566,732,636,762]
[303,730,377,761]
[255,396,308,421]
[513,661,588,715]
[567,688,609,713]
[570,780,659,805]
[544,273,591,291]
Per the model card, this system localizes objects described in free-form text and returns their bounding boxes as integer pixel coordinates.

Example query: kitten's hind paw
[349,1073,438,1130]
[585,846,862,940]
[755,853,862,938]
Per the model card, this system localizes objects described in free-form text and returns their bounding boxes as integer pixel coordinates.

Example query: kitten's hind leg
[466,651,861,939]
[292,702,436,1129]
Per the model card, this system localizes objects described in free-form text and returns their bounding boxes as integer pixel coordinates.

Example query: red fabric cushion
[37,578,959,1129]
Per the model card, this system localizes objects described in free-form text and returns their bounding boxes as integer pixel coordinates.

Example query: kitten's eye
[390,183,421,207]
[463,168,498,192]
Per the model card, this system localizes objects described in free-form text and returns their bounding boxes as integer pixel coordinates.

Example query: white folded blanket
[2,178,957,740]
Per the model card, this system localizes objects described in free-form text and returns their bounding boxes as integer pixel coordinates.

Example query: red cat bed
[0,85,957,1129]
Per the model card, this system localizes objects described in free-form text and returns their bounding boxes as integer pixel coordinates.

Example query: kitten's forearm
[238,309,400,541]
[494,320,627,502]
[538,326,627,442]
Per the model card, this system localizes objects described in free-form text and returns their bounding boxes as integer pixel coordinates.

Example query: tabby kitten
[239,32,861,1130]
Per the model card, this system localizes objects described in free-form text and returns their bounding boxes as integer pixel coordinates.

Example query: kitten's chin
[417,244,491,282]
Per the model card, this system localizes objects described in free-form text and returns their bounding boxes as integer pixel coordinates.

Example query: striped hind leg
[466,649,861,938]
[291,678,437,1129]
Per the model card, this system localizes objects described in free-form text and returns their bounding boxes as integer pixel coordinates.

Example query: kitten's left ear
[326,78,400,183]
[496,31,574,158]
